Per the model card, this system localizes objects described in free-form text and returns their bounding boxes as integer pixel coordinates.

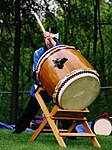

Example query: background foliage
[0,0,112,124]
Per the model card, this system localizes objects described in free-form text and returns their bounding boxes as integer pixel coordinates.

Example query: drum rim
[53,69,100,108]
[91,116,112,135]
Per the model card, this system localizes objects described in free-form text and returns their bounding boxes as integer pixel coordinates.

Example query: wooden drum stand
[29,89,101,148]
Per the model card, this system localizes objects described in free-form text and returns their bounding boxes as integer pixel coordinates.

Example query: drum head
[55,72,100,110]
[91,117,112,135]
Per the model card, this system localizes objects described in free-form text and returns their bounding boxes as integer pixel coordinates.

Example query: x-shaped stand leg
[30,91,66,148]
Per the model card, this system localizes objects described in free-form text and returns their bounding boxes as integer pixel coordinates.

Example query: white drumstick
[32,11,45,32]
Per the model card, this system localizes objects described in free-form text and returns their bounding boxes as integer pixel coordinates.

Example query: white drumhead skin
[93,118,112,135]
[57,73,100,110]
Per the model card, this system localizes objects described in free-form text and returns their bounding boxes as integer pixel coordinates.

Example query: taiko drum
[36,45,100,110]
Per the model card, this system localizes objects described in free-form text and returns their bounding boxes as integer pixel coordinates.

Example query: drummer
[13,27,60,134]
[14,27,77,138]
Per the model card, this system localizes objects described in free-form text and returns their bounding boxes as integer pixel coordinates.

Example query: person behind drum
[13,27,60,134]
[13,27,77,138]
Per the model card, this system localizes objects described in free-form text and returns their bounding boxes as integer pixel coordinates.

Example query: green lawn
[0,129,112,150]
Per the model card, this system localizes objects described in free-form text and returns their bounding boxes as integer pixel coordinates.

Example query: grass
[0,129,112,150]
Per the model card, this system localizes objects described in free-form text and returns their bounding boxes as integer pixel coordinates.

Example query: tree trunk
[97,0,105,85]
[93,0,98,69]
[10,0,21,124]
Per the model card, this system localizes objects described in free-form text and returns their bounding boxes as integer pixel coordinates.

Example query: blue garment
[30,41,60,98]
[33,47,45,73]
[30,47,45,97]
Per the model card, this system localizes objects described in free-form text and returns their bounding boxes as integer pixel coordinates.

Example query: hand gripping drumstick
[32,11,45,33]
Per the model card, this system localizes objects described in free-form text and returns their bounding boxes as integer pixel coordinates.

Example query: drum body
[91,117,112,135]
[36,45,100,109]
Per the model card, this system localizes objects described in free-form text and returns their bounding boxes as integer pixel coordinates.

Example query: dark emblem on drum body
[52,57,68,69]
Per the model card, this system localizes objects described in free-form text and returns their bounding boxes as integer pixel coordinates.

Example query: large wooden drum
[36,45,100,110]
